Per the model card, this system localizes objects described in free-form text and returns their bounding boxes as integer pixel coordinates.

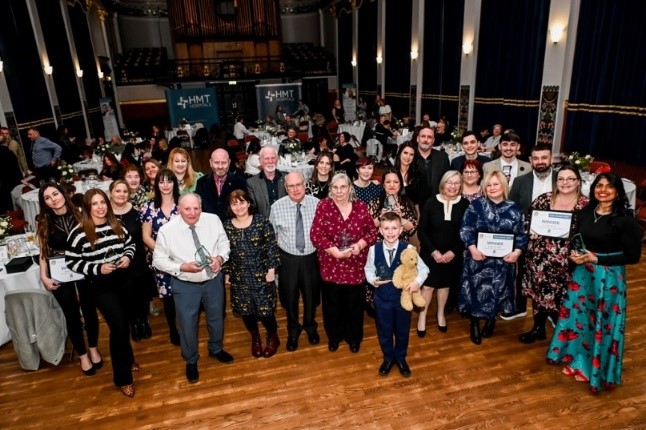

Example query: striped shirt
[66,223,135,276]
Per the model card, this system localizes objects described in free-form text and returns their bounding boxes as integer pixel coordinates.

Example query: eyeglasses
[332,185,349,191]
[286,183,304,190]
[556,177,578,183]
[462,171,479,176]
[445,182,461,187]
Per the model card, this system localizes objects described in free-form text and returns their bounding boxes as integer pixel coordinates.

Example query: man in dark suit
[450,130,491,171]
[195,148,246,220]
[246,146,286,217]
[504,142,557,320]
[414,125,450,207]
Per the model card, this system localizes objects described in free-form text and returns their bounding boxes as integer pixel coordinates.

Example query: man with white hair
[247,146,286,217]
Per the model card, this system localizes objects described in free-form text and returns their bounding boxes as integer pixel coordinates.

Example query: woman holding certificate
[36,182,102,376]
[459,171,527,345]
[519,164,589,344]
[546,173,641,392]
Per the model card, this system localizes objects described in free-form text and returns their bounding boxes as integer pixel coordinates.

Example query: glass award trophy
[338,232,352,251]
[195,245,213,269]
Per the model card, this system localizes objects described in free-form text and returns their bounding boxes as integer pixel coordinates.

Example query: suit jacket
[246,171,287,217]
[483,158,532,184]
[195,171,247,220]
[414,149,450,207]
[509,170,558,212]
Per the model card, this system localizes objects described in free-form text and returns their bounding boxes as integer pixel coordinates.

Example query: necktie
[388,248,395,266]
[295,203,305,253]
[215,175,224,195]
[189,225,213,276]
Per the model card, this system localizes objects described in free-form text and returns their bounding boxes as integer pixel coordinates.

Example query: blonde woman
[168,147,203,194]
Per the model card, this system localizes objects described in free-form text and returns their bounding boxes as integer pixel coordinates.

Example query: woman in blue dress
[459,171,527,345]
[546,173,641,392]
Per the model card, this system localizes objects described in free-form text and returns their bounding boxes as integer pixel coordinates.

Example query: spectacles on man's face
[286,183,304,190]
[557,177,578,183]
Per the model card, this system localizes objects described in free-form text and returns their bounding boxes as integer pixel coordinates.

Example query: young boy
[364,212,429,377]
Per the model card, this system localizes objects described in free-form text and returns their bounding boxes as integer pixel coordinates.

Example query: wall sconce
[550,26,564,44]
[350,59,357,67]
[44,65,53,75]
[410,50,418,61]
[76,69,84,78]
[462,42,473,56]
[376,55,383,64]
[0,59,3,73]
[98,71,104,79]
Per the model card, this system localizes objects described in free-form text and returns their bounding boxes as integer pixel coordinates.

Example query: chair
[588,161,611,174]
[297,132,309,143]
[2,209,27,233]
[366,138,383,162]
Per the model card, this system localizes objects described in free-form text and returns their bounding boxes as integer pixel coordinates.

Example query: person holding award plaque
[223,190,281,358]
[519,164,589,344]
[459,171,527,345]
[36,182,102,377]
[66,188,138,397]
[311,173,378,353]
[546,173,641,392]
[368,169,418,242]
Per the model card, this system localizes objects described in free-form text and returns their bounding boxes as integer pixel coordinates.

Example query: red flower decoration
[598,299,606,313]
[611,303,621,314]
[575,321,584,330]
[609,286,618,294]
[573,303,581,310]
[589,312,596,323]
[582,341,590,350]
[558,329,578,342]
[569,282,580,292]
[552,347,560,353]
[562,354,573,364]
[594,330,602,343]
[592,355,601,369]
[559,307,570,319]
[578,295,586,303]
[588,294,596,302]
[609,340,619,357]
[604,323,612,332]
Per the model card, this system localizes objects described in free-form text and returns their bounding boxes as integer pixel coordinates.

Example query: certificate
[476,232,515,257]
[48,256,84,283]
[530,210,573,238]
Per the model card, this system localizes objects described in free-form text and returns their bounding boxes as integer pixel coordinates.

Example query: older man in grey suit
[482,131,532,187]
[246,146,286,217]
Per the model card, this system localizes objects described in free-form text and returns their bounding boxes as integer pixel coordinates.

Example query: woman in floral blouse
[122,164,151,211]
[368,169,418,242]
[311,173,378,354]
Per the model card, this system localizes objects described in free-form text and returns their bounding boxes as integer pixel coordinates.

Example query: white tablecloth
[20,180,112,228]
[339,123,366,144]
[581,177,637,209]
[277,160,314,179]
[166,127,198,149]
[73,160,103,174]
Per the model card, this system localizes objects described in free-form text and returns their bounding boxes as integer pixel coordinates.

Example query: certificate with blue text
[476,233,515,257]
[530,210,573,239]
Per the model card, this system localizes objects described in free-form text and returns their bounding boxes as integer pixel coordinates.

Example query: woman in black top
[100,152,123,181]
[37,182,101,376]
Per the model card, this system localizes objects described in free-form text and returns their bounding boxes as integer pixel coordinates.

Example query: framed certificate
[530,210,573,239]
[48,256,84,283]
[477,232,515,257]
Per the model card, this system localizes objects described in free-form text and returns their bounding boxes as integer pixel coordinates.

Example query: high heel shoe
[470,318,481,345]
[120,384,135,398]
[89,350,103,369]
[436,314,447,333]
[80,359,96,376]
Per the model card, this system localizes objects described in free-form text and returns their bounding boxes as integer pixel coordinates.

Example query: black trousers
[91,271,135,386]
[514,254,528,313]
[51,280,99,355]
[321,281,364,345]
[277,251,320,338]
[127,267,154,324]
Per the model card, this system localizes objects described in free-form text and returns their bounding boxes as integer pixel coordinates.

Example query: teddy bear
[392,248,426,311]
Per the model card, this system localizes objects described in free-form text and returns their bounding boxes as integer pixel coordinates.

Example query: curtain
[421,0,465,127]
[563,0,646,165]
[337,10,353,104]
[473,0,550,145]
[357,0,378,106]
[384,0,412,117]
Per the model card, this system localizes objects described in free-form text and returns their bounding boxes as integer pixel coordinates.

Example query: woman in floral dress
[520,164,589,344]
[139,169,180,345]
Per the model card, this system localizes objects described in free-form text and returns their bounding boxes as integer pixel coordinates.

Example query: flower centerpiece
[58,161,76,184]
[450,126,464,144]
[561,152,593,172]
[96,141,111,156]
[283,140,302,154]
[122,128,139,144]
[0,215,12,242]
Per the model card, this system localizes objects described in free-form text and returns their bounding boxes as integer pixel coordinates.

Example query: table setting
[277,152,315,178]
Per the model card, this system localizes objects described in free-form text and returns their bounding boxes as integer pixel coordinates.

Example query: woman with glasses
[416,171,469,336]
[459,160,484,202]
[66,188,138,397]
[519,164,589,345]
[311,173,378,353]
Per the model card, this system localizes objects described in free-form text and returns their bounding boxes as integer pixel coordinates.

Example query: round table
[277,160,314,179]
[73,160,103,175]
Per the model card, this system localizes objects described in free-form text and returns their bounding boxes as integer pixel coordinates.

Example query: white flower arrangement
[58,161,75,183]
[561,152,594,172]
[450,127,464,144]
[0,216,12,241]
[96,142,111,156]
[283,140,302,154]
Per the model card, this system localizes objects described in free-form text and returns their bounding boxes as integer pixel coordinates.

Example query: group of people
[26,120,641,399]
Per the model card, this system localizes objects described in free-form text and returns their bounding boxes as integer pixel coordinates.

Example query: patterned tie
[388,248,395,266]
[189,225,213,276]
[295,203,305,253]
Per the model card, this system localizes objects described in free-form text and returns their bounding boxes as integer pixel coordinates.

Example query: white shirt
[364,241,429,287]
[233,122,250,140]
[153,212,230,283]
[483,135,501,149]
[531,170,553,201]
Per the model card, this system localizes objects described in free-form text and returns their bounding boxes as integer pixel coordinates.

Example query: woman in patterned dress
[546,173,641,392]
[459,159,484,203]
[459,171,528,345]
[520,164,589,344]
[352,156,381,204]
[368,169,418,242]
[223,190,281,358]
[122,164,151,212]
[139,169,180,345]
[311,173,378,353]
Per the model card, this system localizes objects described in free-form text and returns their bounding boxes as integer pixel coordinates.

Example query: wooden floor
[1,246,645,429]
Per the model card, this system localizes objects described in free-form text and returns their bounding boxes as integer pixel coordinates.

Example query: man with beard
[503,142,557,321]
[483,131,532,187]
[247,146,286,217]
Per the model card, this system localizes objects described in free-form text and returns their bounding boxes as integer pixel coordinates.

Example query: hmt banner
[100,97,120,140]
[255,83,302,120]
[166,87,219,128]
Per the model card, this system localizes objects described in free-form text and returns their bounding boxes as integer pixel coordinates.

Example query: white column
[539,0,581,152]
[0,65,12,126]
[352,7,359,89]
[411,0,424,123]
[376,0,385,97]
[459,0,482,130]
[102,11,123,128]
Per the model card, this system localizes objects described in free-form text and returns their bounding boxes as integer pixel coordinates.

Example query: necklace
[593,205,611,223]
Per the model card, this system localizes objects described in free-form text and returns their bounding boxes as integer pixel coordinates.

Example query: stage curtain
[384,0,412,117]
[337,10,353,104]
[357,0,378,106]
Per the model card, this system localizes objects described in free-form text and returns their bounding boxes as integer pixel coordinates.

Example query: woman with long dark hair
[37,182,102,376]
[306,151,335,199]
[66,189,138,397]
[368,169,418,242]
[394,142,420,203]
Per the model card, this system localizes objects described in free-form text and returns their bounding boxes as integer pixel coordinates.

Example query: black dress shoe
[416,329,426,338]
[328,341,339,352]
[209,349,234,364]
[286,336,299,352]
[379,360,395,376]
[307,331,320,345]
[482,318,496,338]
[470,318,481,345]
[349,343,360,353]
[519,326,547,344]
[186,362,199,383]
[396,359,412,377]
[90,357,103,370]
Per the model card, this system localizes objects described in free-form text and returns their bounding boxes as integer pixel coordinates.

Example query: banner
[100,98,120,140]
[342,83,357,122]
[255,83,302,121]
[166,87,219,128]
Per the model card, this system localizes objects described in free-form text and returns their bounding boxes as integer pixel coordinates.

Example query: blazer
[246,171,287,217]
[509,170,558,212]
[414,149,450,207]
[196,172,247,220]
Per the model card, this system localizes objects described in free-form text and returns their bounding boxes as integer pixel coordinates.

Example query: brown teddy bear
[392,248,426,311]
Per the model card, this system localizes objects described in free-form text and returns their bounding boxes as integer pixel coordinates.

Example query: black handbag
[5,256,33,274]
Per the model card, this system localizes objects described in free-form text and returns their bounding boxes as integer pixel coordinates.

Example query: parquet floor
[1,245,645,429]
